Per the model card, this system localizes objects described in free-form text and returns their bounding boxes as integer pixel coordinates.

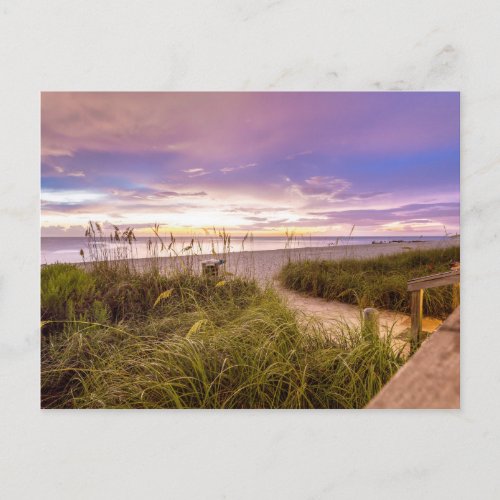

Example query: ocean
[41,235,450,265]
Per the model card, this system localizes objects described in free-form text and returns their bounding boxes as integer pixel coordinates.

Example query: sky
[41,92,460,237]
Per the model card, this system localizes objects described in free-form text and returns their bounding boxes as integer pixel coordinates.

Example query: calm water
[41,235,450,265]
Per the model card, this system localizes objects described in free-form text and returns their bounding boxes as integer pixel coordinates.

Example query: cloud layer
[41,92,460,237]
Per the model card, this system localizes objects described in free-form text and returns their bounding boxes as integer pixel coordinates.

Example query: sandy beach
[125,238,459,342]
[75,239,459,344]
[126,238,459,284]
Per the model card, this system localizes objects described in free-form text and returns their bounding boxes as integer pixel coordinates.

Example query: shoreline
[41,236,459,267]
[71,239,459,284]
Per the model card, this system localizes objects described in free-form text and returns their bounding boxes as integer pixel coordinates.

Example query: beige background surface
[1,1,499,498]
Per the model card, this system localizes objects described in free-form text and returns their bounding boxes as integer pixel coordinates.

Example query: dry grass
[41,222,406,409]
[279,246,460,319]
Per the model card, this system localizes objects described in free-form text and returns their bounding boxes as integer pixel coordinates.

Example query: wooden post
[451,263,460,309]
[410,289,423,349]
[452,283,460,310]
[363,307,379,337]
[406,269,460,353]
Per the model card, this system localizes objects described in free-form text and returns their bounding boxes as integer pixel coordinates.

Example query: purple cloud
[41,92,459,236]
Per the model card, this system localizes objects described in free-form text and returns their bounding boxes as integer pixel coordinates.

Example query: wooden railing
[365,268,461,408]
[407,269,460,347]
[366,306,460,409]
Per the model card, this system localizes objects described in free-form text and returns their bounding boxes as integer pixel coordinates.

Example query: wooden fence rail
[407,269,460,347]
[366,306,460,409]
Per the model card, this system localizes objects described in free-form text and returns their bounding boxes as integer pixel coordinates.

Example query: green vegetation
[279,246,460,318]
[41,261,403,409]
[42,224,460,409]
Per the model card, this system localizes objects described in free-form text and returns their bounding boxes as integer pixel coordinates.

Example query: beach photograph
[41,91,460,409]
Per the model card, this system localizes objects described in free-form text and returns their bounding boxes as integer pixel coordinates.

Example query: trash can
[201,259,225,277]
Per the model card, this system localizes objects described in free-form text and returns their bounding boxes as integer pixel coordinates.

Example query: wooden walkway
[366,306,460,409]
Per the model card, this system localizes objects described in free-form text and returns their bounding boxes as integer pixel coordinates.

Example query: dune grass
[41,260,404,409]
[42,223,466,409]
[279,246,460,319]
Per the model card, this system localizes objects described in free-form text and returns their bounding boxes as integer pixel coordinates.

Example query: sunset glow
[41,92,459,237]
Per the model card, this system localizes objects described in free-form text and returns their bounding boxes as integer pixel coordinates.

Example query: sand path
[111,239,457,342]
[222,240,452,342]
[241,241,452,345]
[275,282,441,343]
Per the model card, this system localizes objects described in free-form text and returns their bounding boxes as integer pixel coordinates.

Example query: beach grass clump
[42,261,259,327]
[41,263,103,330]
[41,263,403,409]
[279,246,460,318]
